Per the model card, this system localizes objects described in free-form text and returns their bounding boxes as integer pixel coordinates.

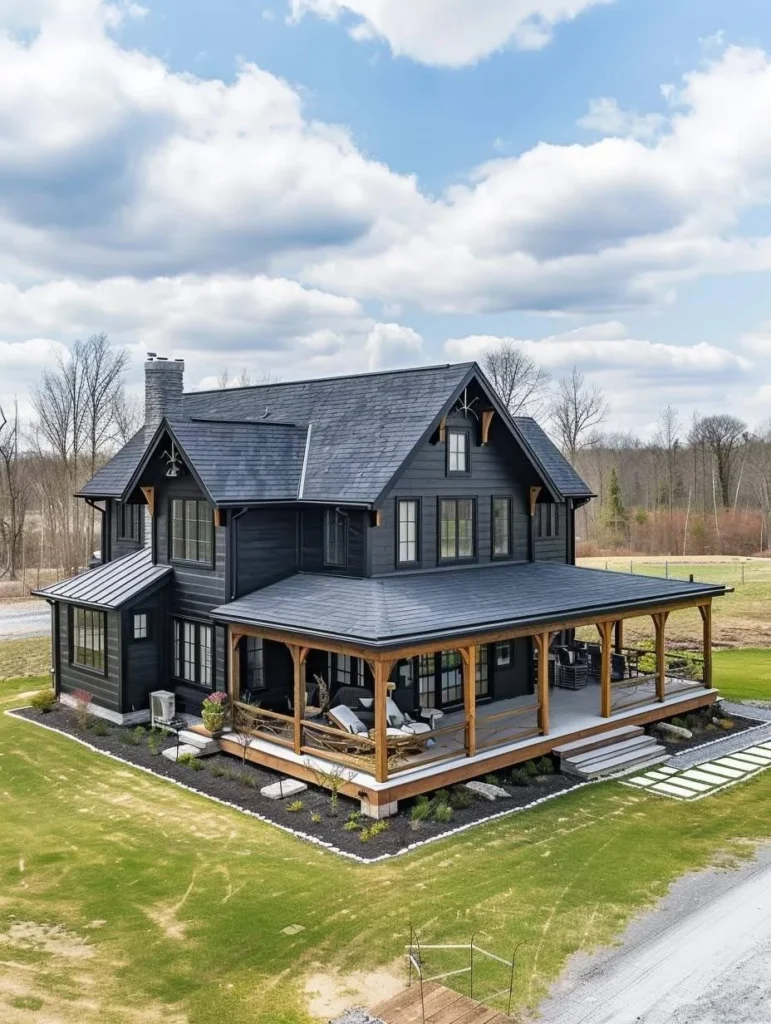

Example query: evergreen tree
[602,467,628,544]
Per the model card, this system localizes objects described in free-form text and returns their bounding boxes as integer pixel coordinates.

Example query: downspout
[229,507,248,601]
[84,498,107,563]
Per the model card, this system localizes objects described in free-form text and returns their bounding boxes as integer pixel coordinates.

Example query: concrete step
[564,746,670,780]
[178,730,220,755]
[553,725,644,760]
[564,734,659,770]
[162,743,208,762]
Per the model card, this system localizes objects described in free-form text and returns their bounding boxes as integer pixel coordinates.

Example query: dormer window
[324,508,348,567]
[447,429,470,474]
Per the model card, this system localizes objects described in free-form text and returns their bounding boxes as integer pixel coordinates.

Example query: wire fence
[583,558,771,588]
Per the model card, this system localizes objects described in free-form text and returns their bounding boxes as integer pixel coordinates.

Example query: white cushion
[328,704,367,735]
[401,722,431,736]
[386,697,406,728]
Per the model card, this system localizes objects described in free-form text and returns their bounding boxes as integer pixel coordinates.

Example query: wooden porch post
[229,629,242,703]
[699,601,713,689]
[597,621,613,717]
[288,644,310,755]
[652,611,669,702]
[459,645,477,757]
[373,660,390,784]
[533,632,550,735]
[614,618,624,655]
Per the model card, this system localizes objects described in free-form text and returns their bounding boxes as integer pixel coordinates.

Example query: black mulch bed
[652,706,765,756]
[11,704,582,860]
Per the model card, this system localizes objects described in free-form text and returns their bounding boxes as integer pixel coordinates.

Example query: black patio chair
[555,647,589,690]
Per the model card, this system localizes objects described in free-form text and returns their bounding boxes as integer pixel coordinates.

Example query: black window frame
[172,618,214,689]
[117,502,142,542]
[551,503,560,537]
[170,499,214,566]
[70,606,107,675]
[324,508,348,568]
[131,611,150,642]
[476,644,490,698]
[491,496,512,559]
[396,497,420,568]
[244,636,265,692]
[446,428,471,475]
[496,641,512,667]
[438,497,476,564]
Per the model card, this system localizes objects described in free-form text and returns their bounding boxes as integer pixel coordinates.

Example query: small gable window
[447,429,470,474]
[537,503,560,539]
[132,612,149,640]
[118,503,142,541]
[324,508,348,567]
[171,499,213,564]
[491,497,512,558]
[439,498,475,562]
[397,499,419,566]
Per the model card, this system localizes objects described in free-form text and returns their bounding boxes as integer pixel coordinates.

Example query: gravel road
[536,844,771,1024]
[0,600,50,639]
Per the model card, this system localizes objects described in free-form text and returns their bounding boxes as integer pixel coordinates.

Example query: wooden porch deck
[372,981,509,1024]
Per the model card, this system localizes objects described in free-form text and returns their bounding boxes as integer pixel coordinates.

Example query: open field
[578,556,771,648]
[3,665,771,1024]
[0,636,50,680]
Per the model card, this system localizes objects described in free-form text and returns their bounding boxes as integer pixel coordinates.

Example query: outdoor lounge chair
[555,647,589,689]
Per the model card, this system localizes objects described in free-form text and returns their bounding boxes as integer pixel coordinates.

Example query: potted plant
[201,692,229,735]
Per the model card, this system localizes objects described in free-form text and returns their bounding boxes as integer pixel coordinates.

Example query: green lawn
[714,648,771,702]
[3,673,771,1023]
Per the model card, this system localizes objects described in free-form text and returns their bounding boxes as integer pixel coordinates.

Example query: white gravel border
[6,706,597,864]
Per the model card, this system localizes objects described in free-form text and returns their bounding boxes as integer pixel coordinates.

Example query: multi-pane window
[118,503,142,541]
[476,645,489,697]
[72,608,105,672]
[439,498,474,561]
[132,613,148,640]
[492,497,511,558]
[173,619,213,687]
[440,650,463,705]
[397,499,419,565]
[171,500,212,563]
[245,637,265,691]
[328,653,364,688]
[324,509,347,567]
[447,430,469,474]
[418,654,436,709]
[537,503,560,539]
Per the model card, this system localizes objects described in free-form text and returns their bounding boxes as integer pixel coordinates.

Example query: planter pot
[201,711,225,735]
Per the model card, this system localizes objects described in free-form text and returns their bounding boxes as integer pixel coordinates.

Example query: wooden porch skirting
[218,687,717,809]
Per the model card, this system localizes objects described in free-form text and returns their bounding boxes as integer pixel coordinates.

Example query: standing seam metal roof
[33,549,172,609]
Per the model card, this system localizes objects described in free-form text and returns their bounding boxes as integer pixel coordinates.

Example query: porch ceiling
[211,560,726,650]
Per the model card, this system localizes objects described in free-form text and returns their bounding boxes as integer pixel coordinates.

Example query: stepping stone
[260,779,307,800]
[657,766,678,775]
[161,744,203,762]
[726,752,768,767]
[627,776,657,787]
[465,781,509,801]
[650,781,698,799]
[178,730,220,755]
[280,924,305,935]
[757,742,771,751]
[681,769,730,786]
[744,747,771,760]
[698,763,743,779]
[666,776,711,793]
[643,771,671,781]
[713,757,755,772]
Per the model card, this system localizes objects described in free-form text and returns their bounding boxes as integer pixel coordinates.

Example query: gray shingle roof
[77,430,147,499]
[165,419,307,504]
[513,418,594,498]
[211,561,725,647]
[33,549,171,610]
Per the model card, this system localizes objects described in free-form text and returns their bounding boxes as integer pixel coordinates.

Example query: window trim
[169,498,214,567]
[243,636,266,693]
[491,495,513,560]
[437,496,477,564]
[131,611,150,642]
[446,428,471,476]
[496,641,512,667]
[395,497,421,568]
[323,508,348,569]
[69,606,107,677]
[172,618,214,690]
[117,502,142,542]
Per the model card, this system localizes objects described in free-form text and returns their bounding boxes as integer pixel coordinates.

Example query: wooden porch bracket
[652,611,670,702]
[459,645,477,757]
[229,629,243,703]
[533,631,551,734]
[438,416,447,443]
[213,508,222,528]
[699,601,712,689]
[597,621,613,717]
[481,410,494,445]
[140,486,155,517]
[529,486,542,517]
[372,660,392,783]
[287,643,310,755]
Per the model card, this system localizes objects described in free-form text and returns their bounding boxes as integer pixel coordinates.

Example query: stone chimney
[144,353,184,443]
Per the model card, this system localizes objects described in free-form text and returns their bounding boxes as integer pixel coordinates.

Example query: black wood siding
[300,507,367,576]
[370,412,540,574]
[122,590,165,714]
[534,504,569,562]
[233,506,298,599]
[58,605,121,712]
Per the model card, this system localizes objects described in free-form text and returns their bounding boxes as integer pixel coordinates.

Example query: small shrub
[132,726,147,744]
[717,717,734,730]
[310,812,322,824]
[29,689,56,713]
[286,799,304,812]
[222,767,241,782]
[484,774,500,786]
[346,810,362,825]
[360,821,389,842]
[177,751,203,770]
[343,819,360,832]
[239,773,257,788]
[433,788,450,805]
[509,768,530,787]
[210,763,226,778]
[670,717,687,729]
[147,731,164,755]
[536,756,555,775]
[449,786,473,809]
[433,803,453,824]
[90,719,110,737]
[409,800,431,823]
[71,688,93,730]
[521,759,540,779]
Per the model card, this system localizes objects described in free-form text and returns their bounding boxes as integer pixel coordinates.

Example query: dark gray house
[38,356,726,814]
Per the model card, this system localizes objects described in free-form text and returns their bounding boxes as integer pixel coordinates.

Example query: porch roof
[211,560,727,649]
[33,549,172,610]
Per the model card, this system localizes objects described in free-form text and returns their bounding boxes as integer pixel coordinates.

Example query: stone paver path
[624,739,771,800]
[668,701,771,770]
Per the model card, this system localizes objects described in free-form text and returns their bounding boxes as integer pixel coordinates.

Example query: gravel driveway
[536,844,771,1024]
[0,600,50,639]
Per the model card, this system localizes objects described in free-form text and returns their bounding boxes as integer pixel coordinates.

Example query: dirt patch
[304,964,405,1019]
[0,921,93,959]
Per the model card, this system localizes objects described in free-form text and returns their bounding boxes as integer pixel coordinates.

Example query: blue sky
[1,0,771,433]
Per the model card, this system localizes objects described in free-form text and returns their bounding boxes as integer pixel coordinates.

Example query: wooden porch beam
[287,643,309,755]
[699,601,713,689]
[533,631,551,735]
[652,611,669,702]
[229,629,242,703]
[481,410,494,445]
[140,485,155,518]
[373,661,389,783]
[459,645,477,757]
[597,620,613,718]
[614,618,624,655]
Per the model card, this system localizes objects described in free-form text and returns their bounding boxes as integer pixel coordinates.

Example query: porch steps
[559,729,669,780]
[180,727,221,755]
[553,725,644,759]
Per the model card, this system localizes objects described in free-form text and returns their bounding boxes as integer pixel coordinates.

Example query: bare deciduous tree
[482,340,550,417]
[689,414,749,509]
[652,405,682,513]
[0,402,29,580]
[218,367,280,389]
[548,366,609,462]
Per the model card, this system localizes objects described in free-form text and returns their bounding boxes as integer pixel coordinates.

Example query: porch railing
[231,700,294,748]
[475,703,540,753]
